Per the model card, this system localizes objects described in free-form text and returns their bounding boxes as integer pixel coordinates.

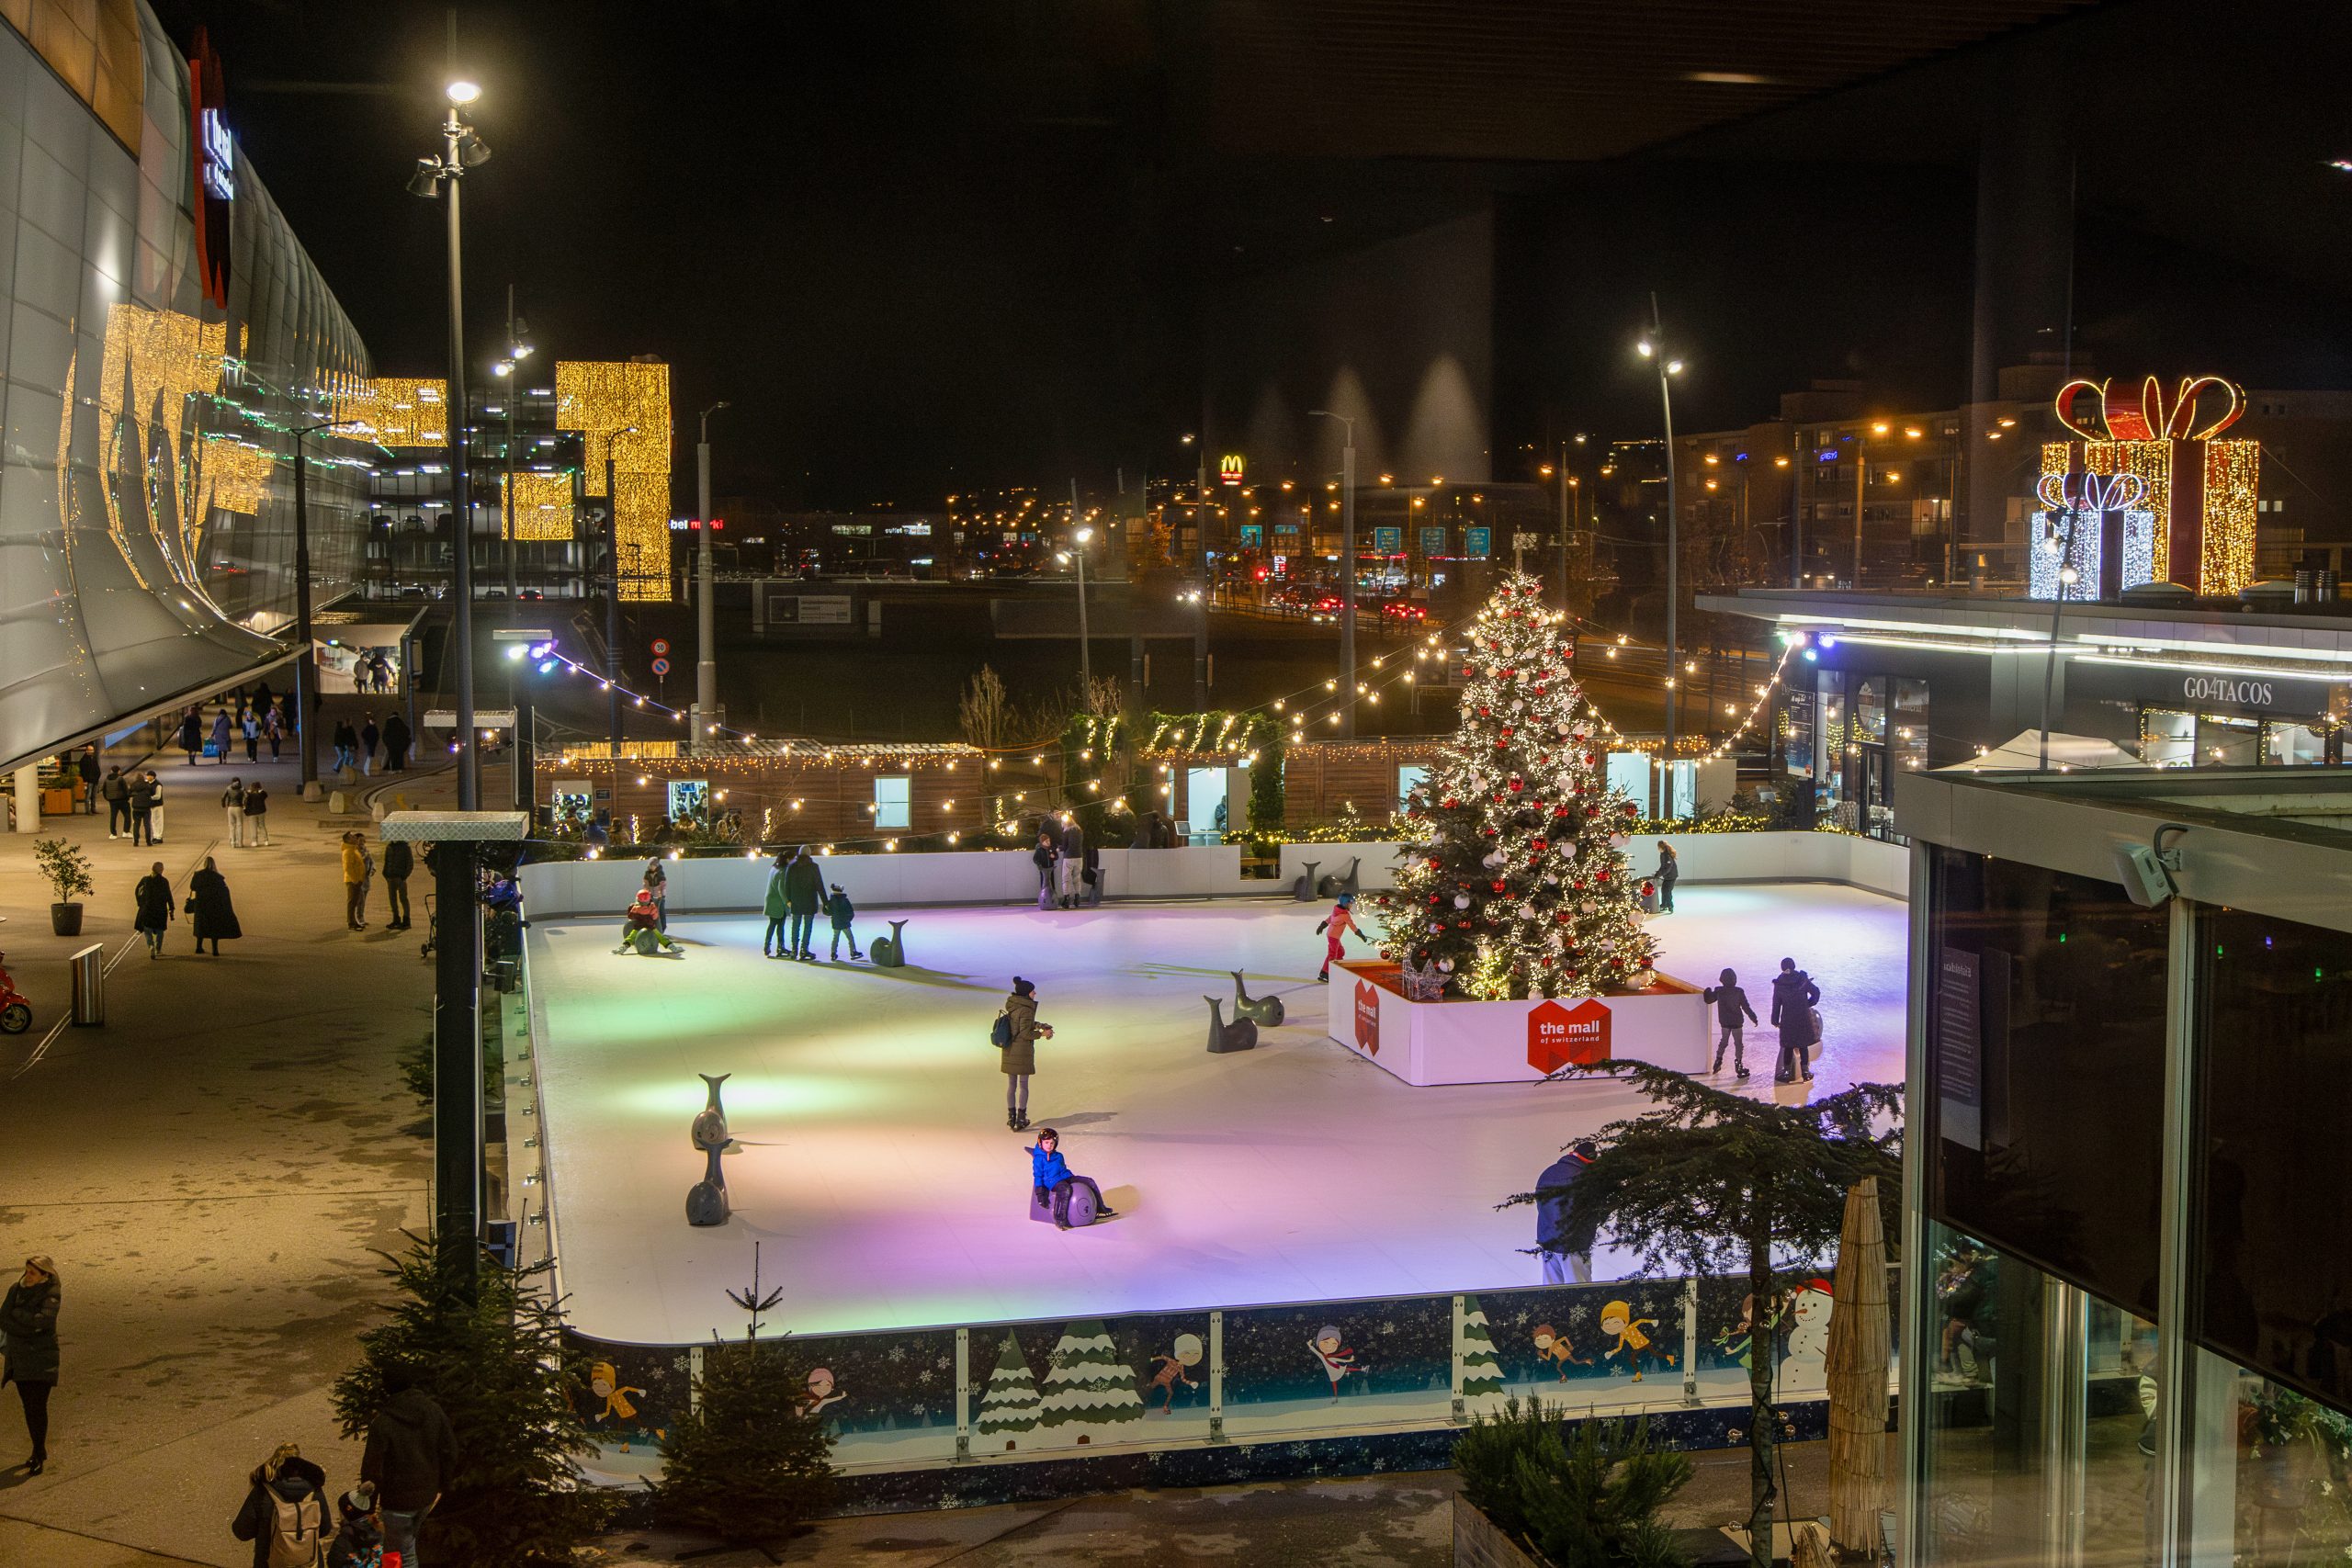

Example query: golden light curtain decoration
[98,303,237,592]
[2201,439,2259,597]
[502,470,575,540]
[556,359,672,602]
[330,376,448,447]
[195,435,273,515]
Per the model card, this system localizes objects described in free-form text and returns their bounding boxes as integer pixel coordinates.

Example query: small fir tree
[331,1235,613,1568]
[1459,1296,1507,1407]
[1036,1320,1145,1434]
[1375,571,1658,999]
[975,1331,1044,1449]
[656,1337,838,1550]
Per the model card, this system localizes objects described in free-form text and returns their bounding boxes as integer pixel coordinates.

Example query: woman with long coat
[998,976,1052,1133]
[177,707,201,764]
[2,1256,60,1474]
[188,857,241,956]
[132,861,174,958]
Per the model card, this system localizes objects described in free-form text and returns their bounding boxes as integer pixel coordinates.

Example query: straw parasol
[1826,1175,1890,1560]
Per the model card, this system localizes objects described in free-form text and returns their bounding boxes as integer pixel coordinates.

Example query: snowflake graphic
[887,1347,908,1363]
[672,1354,691,1372]
[917,1369,933,1385]
[936,1355,952,1370]
[1380,1320,1397,1335]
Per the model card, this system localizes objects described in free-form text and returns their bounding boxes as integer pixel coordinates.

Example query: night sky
[155,1,2352,508]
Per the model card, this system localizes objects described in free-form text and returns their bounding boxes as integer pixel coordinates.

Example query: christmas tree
[1459,1295,1507,1406]
[1376,571,1658,999]
[975,1331,1043,1449]
[1036,1319,1146,1434]
[655,1336,838,1549]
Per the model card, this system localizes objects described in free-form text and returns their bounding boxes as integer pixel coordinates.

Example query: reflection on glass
[2186,1346,2352,1567]
[2142,708,2197,767]
[1816,671,1849,824]
[2199,714,2259,767]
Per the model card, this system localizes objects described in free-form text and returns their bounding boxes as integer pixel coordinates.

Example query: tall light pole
[290,418,358,799]
[1058,522,1095,694]
[695,400,729,752]
[490,287,531,610]
[409,79,491,809]
[1309,410,1356,737]
[1637,297,1686,761]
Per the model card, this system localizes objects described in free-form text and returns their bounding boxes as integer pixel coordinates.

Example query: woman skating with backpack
[993,976,1053,1133]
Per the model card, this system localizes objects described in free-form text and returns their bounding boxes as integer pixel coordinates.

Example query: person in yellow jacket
[1599,1300,1677,1383]
[340,831,371,931]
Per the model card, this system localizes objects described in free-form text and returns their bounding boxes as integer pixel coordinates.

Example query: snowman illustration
[1778,1278,1833,1394]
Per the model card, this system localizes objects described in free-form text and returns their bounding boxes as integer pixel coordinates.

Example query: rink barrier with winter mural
[564,1269,1901,1511]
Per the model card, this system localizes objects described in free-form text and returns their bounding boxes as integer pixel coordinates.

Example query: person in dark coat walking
[359,1365,457,1567]
[188,857,241,955]
[133,861,174,957]
[75,747,98,814]
[783,845,825,960]
[100,765,129,838]
[1534,1140,1600,1284]
[1654,841,1679,914]
[210,707,232,763]
[331,718,357,774]
[1769,957,1821,1085]
[997,976,1052,1132]
[359,714,380,775]
[242,781,271,847]
[240,706,259,762]
[2,1256,58,1474]
[1702,967,1759,1078]
[381,711,411,772]
[128,772,157,845]
[230,1442,332,1568]
[382,839,413,931]
[178,706,202,764]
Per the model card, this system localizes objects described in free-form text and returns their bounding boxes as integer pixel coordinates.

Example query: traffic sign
[650,638,671,657]
[650,656,672,677]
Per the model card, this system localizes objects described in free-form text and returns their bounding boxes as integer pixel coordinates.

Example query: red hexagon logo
[1528,998,1611,1074]
[1352,979,1381,1056]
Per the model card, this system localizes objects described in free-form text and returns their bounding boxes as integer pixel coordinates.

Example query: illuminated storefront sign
[1219,455,1244,487]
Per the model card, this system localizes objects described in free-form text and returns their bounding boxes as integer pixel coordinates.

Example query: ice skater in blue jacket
[1028,1128,1115,1228]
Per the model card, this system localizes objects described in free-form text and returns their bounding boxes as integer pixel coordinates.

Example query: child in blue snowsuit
[826,884,862,961]
[1028,1128,1115,1228]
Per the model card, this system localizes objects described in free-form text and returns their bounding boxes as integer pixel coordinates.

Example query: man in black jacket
[381,838,414,931]
[1769,958,1821,1085]
[360,1365,457,1566]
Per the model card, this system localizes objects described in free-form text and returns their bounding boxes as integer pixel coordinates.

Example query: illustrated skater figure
[1534,1139,1600,1284]
[825,883,862,961]
[1027,1127,1114,1228]
[1317,893,1367,983]
[998,976,1050,1132]
[1703,968,1759,1077]
[1307,1325,1369,1401]
[1147,1335,1204,1411]
[1599,1301,1677,1382]
[1654,841,1679,913]
[798,1368,846,1420]
[1532,1323,1592,1380]
[615,890,684,955]
[1770,957,1821,1084]
[761,853,790,956]
[1057,818,1086,908]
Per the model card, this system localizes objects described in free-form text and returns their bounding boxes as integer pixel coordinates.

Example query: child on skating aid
[1317,894,1366,983]
[826,883,862,961]
[615,889,683,955]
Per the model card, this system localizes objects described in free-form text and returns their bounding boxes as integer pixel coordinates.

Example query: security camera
[2113,824,2189,908]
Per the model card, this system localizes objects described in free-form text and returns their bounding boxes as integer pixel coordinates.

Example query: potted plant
[34,838,93,936]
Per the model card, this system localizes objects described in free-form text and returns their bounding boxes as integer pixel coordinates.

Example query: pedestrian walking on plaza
[359,1364,456,1567]
[381,711,411,773]
[1316,893,1367,983]
[144,771,165,842]
[332,718,357,775]
[230,1442,331,1568]
[382,837,413,931]
[188,857,240,956]
[134,862,174,957]
[1056,818,1086,908]
[1031,829,1057,908]
[342,833,370,931]
[995,976,1052,1133]
[1654,841,1679,914]
[1769,957,1821,1085]
[221,776,246,847]
[826,882,863,961]
[1534,1140,1600,1285]
[641,856,669,932]
[761,853,790,956]
[2,1255,60,1475]
[100,765,129,838]
[241,706,259,763]
[784,844,824,959]
[210,707,232,763]
[242,780,271,846]
[75,747,98,815]
[127,771,156,845]
[1702,967,1758,1077]
[359,714,379,776]
[263,704,283,761]
[178,706,202,765]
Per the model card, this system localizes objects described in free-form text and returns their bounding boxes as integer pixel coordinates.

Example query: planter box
[1454,1497,1545,1568]
[1329,960,1708,1086]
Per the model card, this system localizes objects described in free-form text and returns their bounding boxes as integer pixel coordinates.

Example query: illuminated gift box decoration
[2040,375,2257,595]
[2028,470,2155,601]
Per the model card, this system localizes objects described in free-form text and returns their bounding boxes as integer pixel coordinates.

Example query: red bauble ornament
[1477,707,1490,716]
[1442,799,1458,811]
[1509,779,1525,793]
[1490,880,1506,894]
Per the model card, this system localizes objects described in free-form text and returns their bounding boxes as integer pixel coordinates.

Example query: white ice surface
[528,883,1907,1345]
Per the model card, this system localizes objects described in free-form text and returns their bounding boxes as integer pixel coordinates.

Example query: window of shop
[1397,764,1429,802]
[1893,679,1930,774]
[873,774,910,829]
[664,779,709,827]
[2141,708,2197,767]
[1815,671,1849,825]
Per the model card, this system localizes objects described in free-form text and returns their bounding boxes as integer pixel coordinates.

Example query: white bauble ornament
[1453,895,1471,909]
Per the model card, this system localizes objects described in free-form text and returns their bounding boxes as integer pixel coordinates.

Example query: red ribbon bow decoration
[2054,376,2245,443]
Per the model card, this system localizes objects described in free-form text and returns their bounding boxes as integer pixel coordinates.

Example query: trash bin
[70,942,103,1026]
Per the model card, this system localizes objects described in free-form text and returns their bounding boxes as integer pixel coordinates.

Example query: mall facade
[0,0,373,776]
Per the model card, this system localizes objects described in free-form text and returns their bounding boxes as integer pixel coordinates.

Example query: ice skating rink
[528,883,1907,1344]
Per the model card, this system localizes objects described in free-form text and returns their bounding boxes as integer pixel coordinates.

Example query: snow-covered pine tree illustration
[974,1331,1042,1450]
[1459,1295,1507,1408]
[1036,1319,1145,1439]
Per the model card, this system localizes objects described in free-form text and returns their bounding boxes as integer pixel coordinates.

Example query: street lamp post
[290,418,358,800]
[491,285,532,609]
[1308,411,1356,738]
[1069,479,1092,694]
[1637,297,1687,761]
[409,80,492,809]
[695,400,729,751]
